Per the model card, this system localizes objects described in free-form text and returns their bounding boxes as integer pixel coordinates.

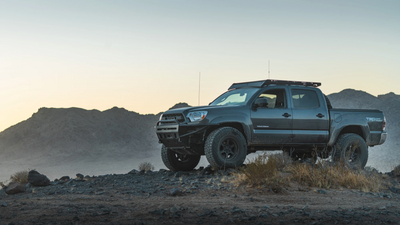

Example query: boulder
[28,170,50,186]
[5,182,26,195]
[60,176,70,181]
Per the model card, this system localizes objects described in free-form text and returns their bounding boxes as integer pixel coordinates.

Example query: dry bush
[392,165,400,176]
[138,162,154,171]
[234,152,386,193]
[234,153,289,192]
[10,170,29,184]
[273,152,292,170]
[287,162,384,192]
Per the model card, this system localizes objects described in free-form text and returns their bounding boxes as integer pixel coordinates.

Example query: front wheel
[333,133,368,169]
[161,145,201,172]
[204,127,247,169]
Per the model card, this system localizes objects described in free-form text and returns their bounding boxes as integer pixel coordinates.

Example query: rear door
[250,87,293,145]
[289,87,329,144]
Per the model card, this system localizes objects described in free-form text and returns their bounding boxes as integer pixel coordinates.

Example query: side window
[292,89,320,109]
[257,89,286,109]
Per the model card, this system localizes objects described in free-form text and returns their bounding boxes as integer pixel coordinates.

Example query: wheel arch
[328,124,369,146]
[338,125,365,140]
[204,122,248,143]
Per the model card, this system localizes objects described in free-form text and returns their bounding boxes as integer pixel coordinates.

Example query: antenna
[268,60,270,79]
[198,72,201,106]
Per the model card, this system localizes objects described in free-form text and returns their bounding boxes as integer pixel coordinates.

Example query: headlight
[187,111,208,122]
[159,113,163,121]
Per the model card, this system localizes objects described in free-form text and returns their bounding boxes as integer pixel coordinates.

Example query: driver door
[250,88,293,145]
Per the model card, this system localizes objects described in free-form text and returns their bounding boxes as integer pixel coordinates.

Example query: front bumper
[155,120,207,151]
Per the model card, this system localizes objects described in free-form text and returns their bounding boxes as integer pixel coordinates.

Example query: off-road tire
[333,133,368,169]
[204,127,247,169]
[161,145,201,172]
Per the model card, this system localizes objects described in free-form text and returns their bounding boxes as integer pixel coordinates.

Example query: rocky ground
[1,167,400,225]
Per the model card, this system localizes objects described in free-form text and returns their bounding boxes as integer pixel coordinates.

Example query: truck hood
[164,105,241,115]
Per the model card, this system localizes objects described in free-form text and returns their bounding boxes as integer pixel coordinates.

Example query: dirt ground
[1,169,399,225]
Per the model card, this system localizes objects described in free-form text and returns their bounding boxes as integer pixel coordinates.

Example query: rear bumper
[379,132,387,145]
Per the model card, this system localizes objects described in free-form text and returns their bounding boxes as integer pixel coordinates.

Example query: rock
[1,202,7,207]
[317,189,326,194]
[159,169,167,173]
[60,176,70,181]
[76,173,84,179]
[170,188,181,196]
[231,206,244,214]
[389,187,400,194]
[28,170,50,186]
[174,171,182,178]
[170,205,180,214]
[5,182,26,195]
[199,210,218,217]
[149,209,165,216]
[128,169,138,174]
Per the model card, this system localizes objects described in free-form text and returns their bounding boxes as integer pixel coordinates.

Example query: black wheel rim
[174,153,191,163]
[344,144,361,165]
[218,137,239,161]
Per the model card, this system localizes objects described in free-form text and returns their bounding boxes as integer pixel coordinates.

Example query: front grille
[162,113,185,123]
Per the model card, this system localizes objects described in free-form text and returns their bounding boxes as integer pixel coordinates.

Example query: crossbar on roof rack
[228,79,321,90]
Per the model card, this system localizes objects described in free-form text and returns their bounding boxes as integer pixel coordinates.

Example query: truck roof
[229,79,321,90]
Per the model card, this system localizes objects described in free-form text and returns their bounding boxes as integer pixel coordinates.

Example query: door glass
[292,89,320,109]
[256,89,286,109]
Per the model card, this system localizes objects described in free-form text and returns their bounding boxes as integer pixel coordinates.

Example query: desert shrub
[392,165,400,176]
[287,162,384,192]
[138,162,154,171]
[0,169,30,188]
[9,170,29,185]
[273,152,292,170]
[233,152,385,193]
[234,153,289,192]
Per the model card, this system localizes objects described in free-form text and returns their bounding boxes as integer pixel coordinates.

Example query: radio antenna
[198,72,201,106]
[268,60,270,79]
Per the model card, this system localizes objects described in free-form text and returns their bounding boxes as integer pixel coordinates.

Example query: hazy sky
[1,0,399,132]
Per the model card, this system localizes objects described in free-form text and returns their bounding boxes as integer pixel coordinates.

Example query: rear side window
[292,89,320,109]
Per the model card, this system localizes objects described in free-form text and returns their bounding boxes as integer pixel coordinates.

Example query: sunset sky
[1,0,399,132]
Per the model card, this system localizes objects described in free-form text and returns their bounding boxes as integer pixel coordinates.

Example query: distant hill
[0,103,191,181]
[0,107,159,161]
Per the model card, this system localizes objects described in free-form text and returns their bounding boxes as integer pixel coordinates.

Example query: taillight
[382,116,386,131]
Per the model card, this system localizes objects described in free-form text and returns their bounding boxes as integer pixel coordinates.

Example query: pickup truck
[155,79,387,171]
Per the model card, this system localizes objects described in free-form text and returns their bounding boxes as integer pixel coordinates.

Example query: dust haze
[1,90,399,182]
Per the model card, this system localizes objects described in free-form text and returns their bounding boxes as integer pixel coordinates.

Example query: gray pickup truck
[156,80,387,171]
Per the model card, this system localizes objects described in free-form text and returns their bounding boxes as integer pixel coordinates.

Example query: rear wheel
[161,145,201,172]
[204,127,247,169]
[333,133,368,169]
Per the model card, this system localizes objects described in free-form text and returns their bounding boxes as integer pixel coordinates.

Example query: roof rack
[228,79,321,90]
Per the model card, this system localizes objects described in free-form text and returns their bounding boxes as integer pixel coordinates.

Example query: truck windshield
[210,88,258,106]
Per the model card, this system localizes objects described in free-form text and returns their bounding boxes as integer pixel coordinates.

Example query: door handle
[282,113,291,118]
[316,113,325,118]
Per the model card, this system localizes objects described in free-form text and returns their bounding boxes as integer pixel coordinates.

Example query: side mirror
[254,98,268,108]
